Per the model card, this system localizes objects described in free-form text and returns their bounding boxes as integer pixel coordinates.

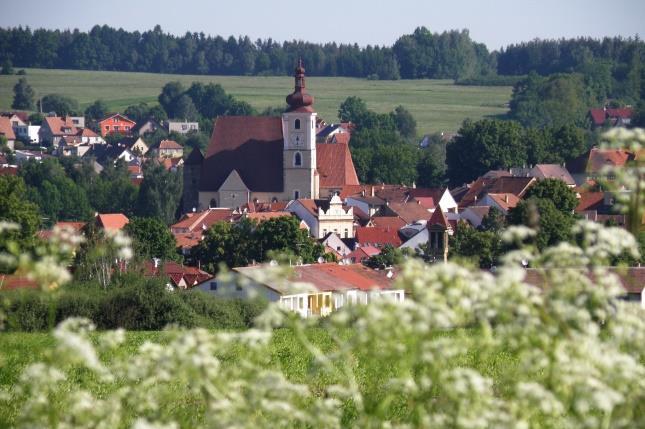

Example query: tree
[392,105,417,138]
[446,119,527,186]
[364,244,407,269]
[416,147,445,188]
[11,77,35,110]
[158,81,185,118]
[125,217,178,260]
[479,207,505,232]
[524,178,579,213]
[0,175,41,255]
[338,96,369,123]
[449,221,501,268]
[41,94,80,116]
[173,94,199,121]
[84,99,109,122]
[135,161,183,224]
[0,59,13,75]
[508,198,575,250]
[255,216,324,264]
[194,219,259,274]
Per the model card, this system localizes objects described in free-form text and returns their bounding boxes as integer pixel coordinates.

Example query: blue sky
[2,0,643,50]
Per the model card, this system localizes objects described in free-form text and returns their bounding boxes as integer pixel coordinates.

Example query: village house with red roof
[286,194,355,239]
[181,61,359,212]
[98,113,136,137]
[588,107,633,128]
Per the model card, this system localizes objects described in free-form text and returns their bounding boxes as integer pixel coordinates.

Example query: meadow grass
[0,68,511,135]
[0,328,518,427]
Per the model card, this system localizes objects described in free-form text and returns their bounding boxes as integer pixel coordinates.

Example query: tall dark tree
[135,161,183,224]
[11,77,35,110]
[41,94,80,116]
[125,217,178,260]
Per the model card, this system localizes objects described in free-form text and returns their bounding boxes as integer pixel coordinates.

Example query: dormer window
[294,152,302,166]
[295,119,301,129]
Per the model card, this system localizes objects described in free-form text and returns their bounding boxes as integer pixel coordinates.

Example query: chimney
[371,186,375,197]
[504,194,509,203]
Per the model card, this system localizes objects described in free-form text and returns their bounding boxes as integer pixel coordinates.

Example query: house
[39,116,80,146]
[588,107,633,128]
[0,117,16,149]
[400,205,454,261]
[121,137,149,155]
[85,143,137,166]
[149,139,183,158]
[98,113,136,137]
[183,61,359,211]
[287,194,354,239]
[145,259,212,290]
[510,164,576,187]
[96,213,129,232]
[321,232,352,257]
[167,120,199,134]
[132,118,161,136]
[13,149,50,164]
[77,128,104,145]
[575,191,626,226]
[566,147,635,186]
[459,206,491,228]
[316,123,350,143]
[355,226,402,248]
[171,208,235,256]
[197,262,404,318]
[346,246,381,264]
[479,193,520,215]
[458,176,536,209]
[56,135,91,157]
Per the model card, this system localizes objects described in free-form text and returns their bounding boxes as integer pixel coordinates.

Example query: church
[182,60,360,212]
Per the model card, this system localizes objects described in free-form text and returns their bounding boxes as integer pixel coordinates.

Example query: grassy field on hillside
[0,69,511,135]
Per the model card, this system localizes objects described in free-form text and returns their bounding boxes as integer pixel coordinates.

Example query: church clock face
[290,132,304,147]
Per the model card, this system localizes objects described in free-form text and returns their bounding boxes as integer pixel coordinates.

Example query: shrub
[0,290,52,331]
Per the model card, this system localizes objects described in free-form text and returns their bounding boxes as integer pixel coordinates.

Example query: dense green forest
[0,25,638,86]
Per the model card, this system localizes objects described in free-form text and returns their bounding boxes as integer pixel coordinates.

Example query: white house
[287,194,354,239]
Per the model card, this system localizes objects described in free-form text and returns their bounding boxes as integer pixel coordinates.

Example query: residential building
[510,164,575,187]
[588,107,633,128]
[355,226,402,248]
[149,139,183,158]
[346,246,381,264]
[98,113,136,137]
[400,205,454,261]
[287,194,355,239]
[145,259,212,290]
[39,116,80,146]
[567,147,635,186]
[458,176,536,209]
[0,117,16,149]
[167,120,199,134]
[96,213,129,232]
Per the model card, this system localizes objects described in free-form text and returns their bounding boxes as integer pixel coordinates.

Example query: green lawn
[0,68,511,135]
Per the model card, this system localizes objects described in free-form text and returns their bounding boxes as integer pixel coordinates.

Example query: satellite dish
[317,256,325,264]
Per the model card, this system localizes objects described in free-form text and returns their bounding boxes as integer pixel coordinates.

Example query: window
[73,119,80,125]
[113,118,118,123]
[294,190,300,199]
[114,126,120,131]
[235,284,243,291]
[182,124,188,131]
[323,229,327,236]
[105,126,110,131]
[298,297,304,309]
[344,228,349,238]
[210,282,218,291]
[295,119,301,129]
[209,198,218,208]
[294,152,302,166]
[125,126,130,131]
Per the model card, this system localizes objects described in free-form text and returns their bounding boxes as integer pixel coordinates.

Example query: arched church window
[294,152,302,166]
[295,119,301,129]
[209,198,217,208]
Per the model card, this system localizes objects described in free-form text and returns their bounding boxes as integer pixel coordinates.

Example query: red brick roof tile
[96,213,129,231]
[316,142,359,188]
[355,226,402,247]
[0,117,16,140]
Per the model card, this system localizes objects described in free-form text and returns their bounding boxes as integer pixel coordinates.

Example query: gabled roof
[575,192,605,212]
[588,108,633,126]
[0,117,16,140]
[387,201,431,224]
[355,226,402,247]
[172,208,234,233]
[201,116,284,192]
[96,213,129,231]
[567,148,634,174]
[145,260,212,288]
[316,142,359,188]
[485,193,520,212]
[98,113,136,125]
[85,143,132,163]
[77,128,99,138]
[459,176,535,208]
[43,116,79,136]
[532,164,575,186]
[428,205,450,229]
[151,139,183,150]
[370,216,407,230]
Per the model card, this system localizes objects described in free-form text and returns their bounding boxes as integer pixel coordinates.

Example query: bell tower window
[295,119,301,129]
[294,152,302,166]
[294,190,300,199]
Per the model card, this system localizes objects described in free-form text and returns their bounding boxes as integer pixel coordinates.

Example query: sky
[1,0,643,50]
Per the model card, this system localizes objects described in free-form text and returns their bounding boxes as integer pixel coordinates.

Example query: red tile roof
[355,226,402,247]
[459,176,535,208]
[486,193,520,212]
[414,197,435,210]
[78,128,99,137]
[0,166,18,176]
[202,116,284,192]
[96,213,129,231]
[371,216,407,230]
[55,221,87,232]
[316,142,359,188]
[428,205,450,229]
[153,139,183,150]
[145,260,212,289]
[588,108,633,126]
[172,208,234,233]
[347,246,381,263]
[387,201,431,224]
[291,263,395,292]
[98,113,136,126]
[43,116,79,136]
[575,192,605,212]
[567,148,634,174]
[532,164,575,186]
[0,117,16,140]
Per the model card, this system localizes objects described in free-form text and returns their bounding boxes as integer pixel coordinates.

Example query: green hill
[0,68,511,135]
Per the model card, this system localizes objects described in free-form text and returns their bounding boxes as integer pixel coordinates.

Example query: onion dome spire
[286,58,314,112]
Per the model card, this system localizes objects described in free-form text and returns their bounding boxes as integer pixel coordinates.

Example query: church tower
[282,59,319,200]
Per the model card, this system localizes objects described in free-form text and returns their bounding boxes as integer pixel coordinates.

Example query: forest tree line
[0,24,642,87]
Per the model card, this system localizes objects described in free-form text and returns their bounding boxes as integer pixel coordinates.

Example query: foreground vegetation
[0,68,511,135]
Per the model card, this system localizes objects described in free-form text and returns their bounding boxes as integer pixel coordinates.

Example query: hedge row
[0,276,266,331]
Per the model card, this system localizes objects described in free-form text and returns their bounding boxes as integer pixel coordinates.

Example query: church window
[294,152,302,166]
[209,198,218,208]
[294,190,300,199]
[295,119,301,129]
